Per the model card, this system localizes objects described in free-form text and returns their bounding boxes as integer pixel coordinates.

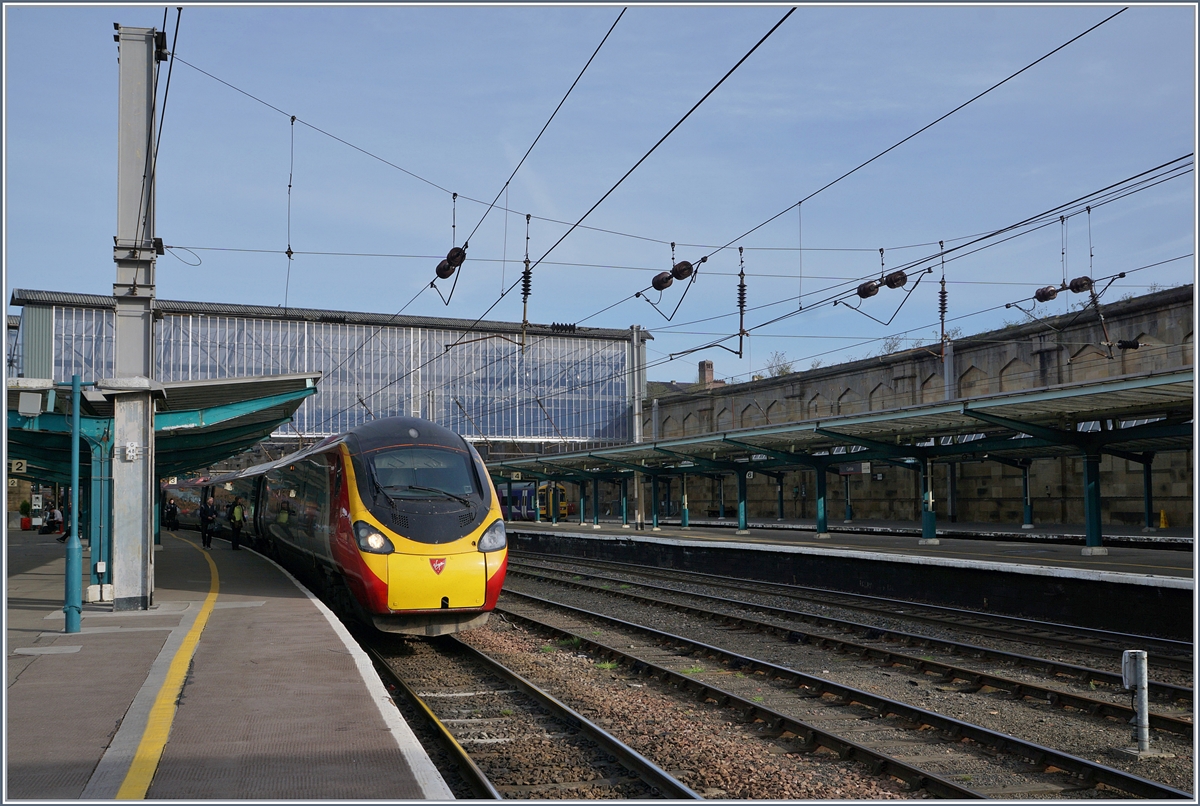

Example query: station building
[632,285,1193,529]
[7,288,645,461]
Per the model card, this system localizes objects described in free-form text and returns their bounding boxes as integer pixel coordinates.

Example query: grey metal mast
[108,24,165,610]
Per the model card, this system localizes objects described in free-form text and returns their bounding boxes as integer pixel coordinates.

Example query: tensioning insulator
[857,280,880,299]
[652,271,674,291]
[1034,286,1059,303]
[671,260,694,281]
[1117,339,1140,350]
[883,270,907,289]
[446,246,467,269]
[521,267,532,300]
[1068,275,1093,294]
[436,259,455,279]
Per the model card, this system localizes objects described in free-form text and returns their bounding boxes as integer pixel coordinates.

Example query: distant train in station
[497,481,570,521]
[163,417,507,636]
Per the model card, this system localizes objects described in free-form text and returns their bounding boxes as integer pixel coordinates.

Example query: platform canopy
[490,369,1193,482]
[7,373,320,485]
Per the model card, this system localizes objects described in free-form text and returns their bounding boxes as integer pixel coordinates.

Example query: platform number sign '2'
[429,558,446,575]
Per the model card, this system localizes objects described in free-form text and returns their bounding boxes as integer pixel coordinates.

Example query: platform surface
[5,527,451,800]
[509,517,1194,583]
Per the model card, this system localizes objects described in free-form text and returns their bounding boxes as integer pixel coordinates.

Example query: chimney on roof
[699,359,714,390]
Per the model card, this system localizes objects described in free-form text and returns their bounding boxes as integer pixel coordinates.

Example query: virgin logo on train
[430,558,447,575]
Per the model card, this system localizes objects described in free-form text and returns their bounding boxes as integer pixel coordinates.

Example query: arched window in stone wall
[1069,345,1111,382]
[765,400,781,425]
[1183,332,1193,367]
[716,407,732,431]
[959,365,990,398]
[682,411,698,436]
[869,383,894,411]
[807,392,832,419]
[741,402,764,428]
[837,388,864,415]
[920,372,943,403]
[999,358,1034,393]
[1122,333,1169,374]
[662,415,681,439]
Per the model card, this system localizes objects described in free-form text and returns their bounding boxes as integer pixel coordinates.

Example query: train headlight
[354,521,395,554]
[478,519,506,553]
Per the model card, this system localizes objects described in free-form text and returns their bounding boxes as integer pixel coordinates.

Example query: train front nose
[386,551,487,610]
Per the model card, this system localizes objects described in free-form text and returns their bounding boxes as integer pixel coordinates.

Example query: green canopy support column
[775,474,784,521]
[718,475,726,519]
[815,466,829,538]
[1081,453,1107,555]
[680,474,690,529]
[735,470,749,535]
[947,461,958,523]
[506,480,514,521]
[919,459,939,545]
[663,478,672,518]
[1141,453,1156,532]
[1021,462,1034,529]
[620,479,628,527]
[591,478,600,528]
[843,474,854,523]
[534,484,542,522]
[578,482,585,526]
[87,437,112,588]
[550,483,558,525]
[650,475,660,531]
[64,375,83,634]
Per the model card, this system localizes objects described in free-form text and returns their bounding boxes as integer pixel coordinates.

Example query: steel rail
[444,636,703,800]
[501,590,1194,800]
[510,562,1194,707]
[366,645,502,799]
[512,551,1193,670]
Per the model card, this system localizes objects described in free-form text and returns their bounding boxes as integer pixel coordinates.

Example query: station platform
[5,527,451,800]
[506,519,1194,640]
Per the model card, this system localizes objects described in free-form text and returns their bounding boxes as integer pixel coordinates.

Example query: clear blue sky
[4,4,1196,384]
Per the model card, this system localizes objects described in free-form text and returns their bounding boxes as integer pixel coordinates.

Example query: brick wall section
[641,286,1193,528]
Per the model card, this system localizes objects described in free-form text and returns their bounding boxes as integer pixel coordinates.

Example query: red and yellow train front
[332,429,507,636]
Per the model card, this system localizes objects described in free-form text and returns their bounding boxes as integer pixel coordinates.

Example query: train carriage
[164,417,507,636]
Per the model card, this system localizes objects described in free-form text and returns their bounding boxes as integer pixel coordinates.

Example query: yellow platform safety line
[116,536,219,799]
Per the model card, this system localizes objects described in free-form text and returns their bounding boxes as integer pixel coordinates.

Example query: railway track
[495,590,1193,800]
[367,635,699,799]
[507,561,1194,711]
[511,552,1194,676]
[505,564,1194,734]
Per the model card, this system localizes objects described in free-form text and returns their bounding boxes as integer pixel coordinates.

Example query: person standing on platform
[230,497,245,551]
[199,497,217,549]
[164,498,179,530]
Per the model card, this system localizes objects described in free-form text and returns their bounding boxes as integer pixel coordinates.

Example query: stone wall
[639,286,1194,528]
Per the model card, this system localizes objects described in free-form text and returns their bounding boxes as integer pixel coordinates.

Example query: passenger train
[164,417,507,636]
[497,481,570,520]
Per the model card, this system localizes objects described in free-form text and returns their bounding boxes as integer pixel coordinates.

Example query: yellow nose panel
[387,552,486,610]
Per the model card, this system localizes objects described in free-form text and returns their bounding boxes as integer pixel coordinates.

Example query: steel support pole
[578,483,585,526]
[1082,453,1106,554]
[88,440,112,587]
[551,484,558,525]
[663,478,671,518]
[64,375,83,633]
[920,460,938,544]
[620,479,628,527]
[718,476,726,519]
[843,474,853,523]
[506,480,513,521]
[735,471,748,535]
[776,476,784,521]
[680,474,690,529]
[650,475,660,531]
[815,467,829,538]
[1021,463,1034,529]
[591,478,600,528]
[1142,455,1155,531]
[534,484,541,522]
